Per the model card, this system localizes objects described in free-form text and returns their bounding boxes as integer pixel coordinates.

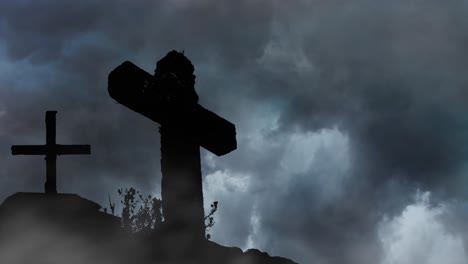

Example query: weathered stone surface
[108,51,237,241]
[0,192,298,264]
[108,60,236,156]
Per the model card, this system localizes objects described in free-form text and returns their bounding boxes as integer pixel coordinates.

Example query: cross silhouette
[11,111,91,193]
[108,51,236,240]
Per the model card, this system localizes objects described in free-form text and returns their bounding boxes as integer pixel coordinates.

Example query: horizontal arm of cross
[12,145,91,155]
[11,145,46,155]
[56,145,91,155]
[108,61,237,156]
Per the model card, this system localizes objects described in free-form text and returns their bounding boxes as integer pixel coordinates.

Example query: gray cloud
[1,0,468,263]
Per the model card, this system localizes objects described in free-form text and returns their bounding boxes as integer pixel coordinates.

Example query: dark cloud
[1,0,468,263]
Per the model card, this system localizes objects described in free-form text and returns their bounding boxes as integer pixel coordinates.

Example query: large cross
[11,111,91,194]
[108,51,236,241]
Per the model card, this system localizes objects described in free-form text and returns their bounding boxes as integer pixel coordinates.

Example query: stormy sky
[1,1,468,263]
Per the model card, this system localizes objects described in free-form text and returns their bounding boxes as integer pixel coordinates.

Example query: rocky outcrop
[0,192,298,264]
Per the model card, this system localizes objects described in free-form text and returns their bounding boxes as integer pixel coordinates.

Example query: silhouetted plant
[108,193,115,216]
[116,187,163,233]
[205,201,218,228]
[109,187,218,236]
[119,187,136,232]
[133,193,163,233]
[205,201,218,239]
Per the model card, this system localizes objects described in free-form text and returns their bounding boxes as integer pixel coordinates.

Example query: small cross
[11,111,91,194]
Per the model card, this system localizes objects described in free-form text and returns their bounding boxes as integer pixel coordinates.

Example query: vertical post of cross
[45,111,57,194]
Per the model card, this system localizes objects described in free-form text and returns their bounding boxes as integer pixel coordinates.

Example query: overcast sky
[2,1,468,263]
